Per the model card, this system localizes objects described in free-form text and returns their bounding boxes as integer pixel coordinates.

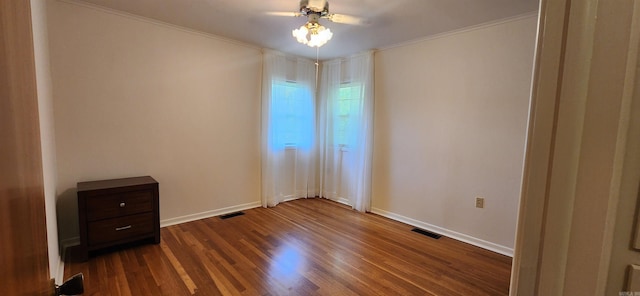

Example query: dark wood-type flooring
[65,198,512,295]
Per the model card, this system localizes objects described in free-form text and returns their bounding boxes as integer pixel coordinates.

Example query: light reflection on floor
[268,243,308,287]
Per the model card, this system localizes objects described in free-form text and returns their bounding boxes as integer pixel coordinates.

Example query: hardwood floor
[65,198,512,295]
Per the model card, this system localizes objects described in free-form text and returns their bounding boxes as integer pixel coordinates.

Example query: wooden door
[0,1,52,295]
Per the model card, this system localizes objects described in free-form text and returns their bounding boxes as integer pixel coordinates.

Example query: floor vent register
[411,227,442,239]
[220,211,245,220]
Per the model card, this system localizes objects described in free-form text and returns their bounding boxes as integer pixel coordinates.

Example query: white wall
[31,0,61,282]
[372,15,537,254]
[47,1,263,241]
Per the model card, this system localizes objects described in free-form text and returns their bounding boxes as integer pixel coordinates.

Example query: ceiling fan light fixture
[292,25,309,44]
[292,21,332,48]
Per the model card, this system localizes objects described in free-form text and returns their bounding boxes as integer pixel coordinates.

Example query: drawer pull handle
[119,202,126,208]
[115,225,132,231]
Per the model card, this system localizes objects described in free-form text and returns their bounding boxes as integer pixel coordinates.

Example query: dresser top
[77,176,158,192]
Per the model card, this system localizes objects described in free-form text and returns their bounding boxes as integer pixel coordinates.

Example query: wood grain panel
[85,190,153,221]
[88,212,155,246]
[0,0,51,295]
[66,198,511,295]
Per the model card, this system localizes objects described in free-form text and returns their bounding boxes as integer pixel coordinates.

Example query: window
[334,83,363,147]
[270,80,314,149]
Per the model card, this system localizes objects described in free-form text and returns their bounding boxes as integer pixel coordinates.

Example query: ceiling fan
[268,0,368,47]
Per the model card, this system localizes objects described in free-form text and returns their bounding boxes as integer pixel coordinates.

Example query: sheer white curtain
[261,51,318,207]
[318,51,374,212]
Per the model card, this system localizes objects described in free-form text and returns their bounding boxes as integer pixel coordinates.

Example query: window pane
[271,81,314,149]
[334,83,363,147]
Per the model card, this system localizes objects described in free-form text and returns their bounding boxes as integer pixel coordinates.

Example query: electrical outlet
[475,197,485,208]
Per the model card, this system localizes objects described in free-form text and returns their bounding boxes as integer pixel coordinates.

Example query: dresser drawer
[86,190,153,221]
[77,176,159,261]
[88,212,155,246]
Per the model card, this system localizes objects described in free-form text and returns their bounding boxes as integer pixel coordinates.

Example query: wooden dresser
[77,176,160,261]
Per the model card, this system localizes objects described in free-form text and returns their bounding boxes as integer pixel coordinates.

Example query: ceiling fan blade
[326,13,368,25]
[265,11,303,17]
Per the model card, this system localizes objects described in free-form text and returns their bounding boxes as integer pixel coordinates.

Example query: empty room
[4,0,640,295]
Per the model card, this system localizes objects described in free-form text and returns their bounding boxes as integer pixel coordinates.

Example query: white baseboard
[54,254,64,285]
[335,197,352,207]
[60,236,80,249]
[320,196,352,207]
[51,254,63,285]
[55,202,260,280]
[282,196,301,203]
[160,201,261,227]
[56,200,511,285]
[370,207,514,257]
[57,237,81,284]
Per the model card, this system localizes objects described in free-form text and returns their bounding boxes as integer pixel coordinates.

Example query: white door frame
[511,0,640,294]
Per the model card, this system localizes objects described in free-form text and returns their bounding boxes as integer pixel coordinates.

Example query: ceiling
[75,0,539,60]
